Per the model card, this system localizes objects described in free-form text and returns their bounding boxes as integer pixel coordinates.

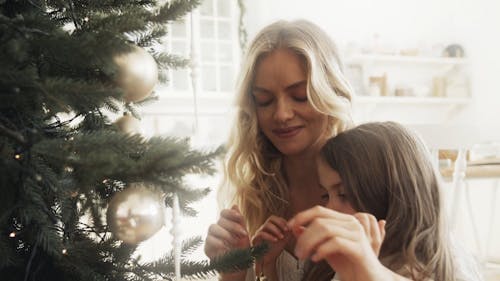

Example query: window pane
[200,0,214,16]
[217,21,231,40]
[218,43,232,62]
[171,21,186,38]
[171,40,187,56]
[201,42,216,62]
[219,65,234,92]
[172,69,189,91]
[200,19,215,39]
[202,65,216,91]
[217,0,231,17]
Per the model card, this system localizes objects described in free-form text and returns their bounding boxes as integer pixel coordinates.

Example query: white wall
[244,0,500,142]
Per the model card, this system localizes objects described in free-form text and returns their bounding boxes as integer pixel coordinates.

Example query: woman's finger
[252,231,279,244]
[220,207,245,225]
[218,216,248,238]
[208,223,242,246]
[204,232,230,259]
[262,216,289,238]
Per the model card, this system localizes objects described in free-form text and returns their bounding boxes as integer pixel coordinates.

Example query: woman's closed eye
[255,98,272,107]
[292,95,307,102]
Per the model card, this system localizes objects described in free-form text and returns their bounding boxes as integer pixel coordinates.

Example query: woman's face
[316,157,356,215]
[252,48,329,157]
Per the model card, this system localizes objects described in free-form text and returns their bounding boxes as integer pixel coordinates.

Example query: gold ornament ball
[113,46,158,103]
[114,113,142,135]
[106,184,165,244]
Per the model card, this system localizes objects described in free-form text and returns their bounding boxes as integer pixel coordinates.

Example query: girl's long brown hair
[319,121,456,281]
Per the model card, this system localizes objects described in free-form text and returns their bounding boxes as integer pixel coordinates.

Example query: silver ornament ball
[114,113,142,135]
[107,184,165,244]
[113,45,158,103]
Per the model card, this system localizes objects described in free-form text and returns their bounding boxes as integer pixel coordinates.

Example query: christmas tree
[0,0,264,280]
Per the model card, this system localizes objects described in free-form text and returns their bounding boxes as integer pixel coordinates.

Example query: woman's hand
[252,215,291,267]
[288,206,388,281]
[204,205,250,259]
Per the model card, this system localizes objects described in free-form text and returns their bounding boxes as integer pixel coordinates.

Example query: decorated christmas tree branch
[0,123,27,146]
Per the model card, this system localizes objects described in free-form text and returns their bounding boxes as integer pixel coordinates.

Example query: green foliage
[0,0,264,280]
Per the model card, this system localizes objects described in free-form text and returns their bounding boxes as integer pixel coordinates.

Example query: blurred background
[128,0,500,279]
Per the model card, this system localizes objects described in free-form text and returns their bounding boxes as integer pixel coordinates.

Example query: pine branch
[180,236,203,258]
[153,0,200,23]
[183,243,269,280]
[154,52,189,69]
[0,123,27,146]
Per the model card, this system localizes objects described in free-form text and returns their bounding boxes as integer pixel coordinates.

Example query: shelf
[353,96,471,105]
[345,54,468,65]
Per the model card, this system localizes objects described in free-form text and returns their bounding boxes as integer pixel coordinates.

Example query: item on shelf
[469,142,500,164]
[399,48,419,56]
[442,44,465,58]
[345,64,366,95]
[432,76,446,97]
[414,85,430,97]
[394,86,414,97]
[446,68,470,98]
[369,74,388,96]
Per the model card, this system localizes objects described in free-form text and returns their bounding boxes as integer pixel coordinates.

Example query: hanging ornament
[106,183,165,244]
[114,112,142,135]
[113,45,158,103]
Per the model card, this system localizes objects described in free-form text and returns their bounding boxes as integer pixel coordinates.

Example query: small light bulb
[83,17,89,22]
[9,232,16,238]
[62,248,68,255]
[64,166,74,173]
[14,154,21,160]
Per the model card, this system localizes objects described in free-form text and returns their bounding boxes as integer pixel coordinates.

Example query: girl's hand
[251,215,291,267]
[204,205,250,259]
[288,206,388,281]
[353,212,386,256]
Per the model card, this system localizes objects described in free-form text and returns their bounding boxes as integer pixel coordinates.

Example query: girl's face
[252,48,329,157]
[316,157,356,215]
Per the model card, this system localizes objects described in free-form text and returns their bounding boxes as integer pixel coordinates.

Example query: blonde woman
[288,122,483,281]
[203,19,354,280]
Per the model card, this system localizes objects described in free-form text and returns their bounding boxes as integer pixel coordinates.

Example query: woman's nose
[273,97,294,122]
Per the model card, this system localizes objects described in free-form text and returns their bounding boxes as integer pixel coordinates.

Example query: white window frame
[145,0,241,117]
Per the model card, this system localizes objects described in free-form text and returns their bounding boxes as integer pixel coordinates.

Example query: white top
[245,250,339,281]
[244,241,482,281]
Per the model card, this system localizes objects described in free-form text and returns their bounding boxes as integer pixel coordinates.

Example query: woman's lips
[272,126,303,138]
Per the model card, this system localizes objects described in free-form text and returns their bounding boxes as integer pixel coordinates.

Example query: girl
[288,121,483,281]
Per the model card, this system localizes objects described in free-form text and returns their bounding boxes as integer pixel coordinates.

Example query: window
[160,0,240,98]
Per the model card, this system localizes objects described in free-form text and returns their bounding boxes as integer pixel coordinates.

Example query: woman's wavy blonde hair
[218,19,354,238]
[319,122,456,281]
